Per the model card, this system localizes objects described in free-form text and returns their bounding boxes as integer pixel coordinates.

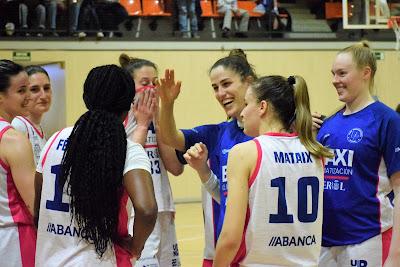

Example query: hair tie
[287,76,296,85]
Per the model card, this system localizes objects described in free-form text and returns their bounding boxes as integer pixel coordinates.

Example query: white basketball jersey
[11,116,47,165]
[0,119,36,267]
[235,133,324,267]
[202,186,217,260]
[36,127,150,267]
[124,109,175,212]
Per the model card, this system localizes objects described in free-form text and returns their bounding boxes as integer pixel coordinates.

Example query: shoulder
[230,140,258,162]
[370,102,400,125]
[11,116,28,133]
[0,128,31,163]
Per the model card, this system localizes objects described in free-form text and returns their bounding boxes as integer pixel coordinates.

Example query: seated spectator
[78,0,103,38]
[46,0,82,36]
[95,0,128,37]
[0,0,21,36]
[217,0,249,38]
[19,0,46,36]
[176,0,199,38]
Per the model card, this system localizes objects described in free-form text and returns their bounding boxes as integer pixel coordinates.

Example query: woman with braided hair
[34,64,158,266]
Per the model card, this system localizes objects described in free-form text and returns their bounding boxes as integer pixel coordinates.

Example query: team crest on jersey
[347,128,363,143]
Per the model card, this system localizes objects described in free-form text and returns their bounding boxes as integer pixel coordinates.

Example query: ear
[245,75,254,84]
[362,66,372,80]
[259,100,268,116]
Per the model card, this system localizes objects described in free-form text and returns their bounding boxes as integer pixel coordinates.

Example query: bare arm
[34,172,43,227]
[123,169,158,258]
[158,69,186,151]
[1,129,36,215]
[384,171,400,267]
[156,137,183,176]
[213,142,256,266]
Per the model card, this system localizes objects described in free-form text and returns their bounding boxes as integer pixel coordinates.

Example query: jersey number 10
[269,176,319,223]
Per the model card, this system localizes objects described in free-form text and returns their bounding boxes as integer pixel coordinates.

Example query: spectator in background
[95,0,128,37]
[45,0,83,36]
[217,0,249,38]
[19,0,46,36]
[0,0,21,36]
[176,0,199,38]
[78,0,104,38]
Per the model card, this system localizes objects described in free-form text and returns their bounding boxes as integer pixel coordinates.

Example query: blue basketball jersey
[317,101,400,246]
[181,119,251,239]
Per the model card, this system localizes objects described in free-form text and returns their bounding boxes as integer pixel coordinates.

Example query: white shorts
[134,212,180,267]
[319,229,392,267]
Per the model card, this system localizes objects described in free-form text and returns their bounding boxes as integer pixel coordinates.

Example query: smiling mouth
[223,100,233,107]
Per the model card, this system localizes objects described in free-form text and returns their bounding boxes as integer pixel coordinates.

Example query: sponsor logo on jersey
[273,151,312,164]
[46,222,87,238]
[324,179,346,191]
[347,128,363,143]
[324,149,354,185]
[268,235,316,247]
[350,259,368,267]
[56,139,68,151]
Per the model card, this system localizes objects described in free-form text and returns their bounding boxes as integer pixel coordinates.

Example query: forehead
[8,71,29,90]
[29,72,50,83]
[210,66,239,83]
[332,52,354,70]
[134,66,157,79]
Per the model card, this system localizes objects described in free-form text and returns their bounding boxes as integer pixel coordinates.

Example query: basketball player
[12,65,52,165]
[158,49,256,266]
[34,65,158,266]
[317,41,400,267]
[119,54,183,267]
[212,75,332,266]
[0,59,36,267]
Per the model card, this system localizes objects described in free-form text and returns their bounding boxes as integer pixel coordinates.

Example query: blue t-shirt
[181,119,251,239]
[317,101,400,246]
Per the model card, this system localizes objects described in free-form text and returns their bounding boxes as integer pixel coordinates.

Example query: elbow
[136,202,158,224]
[168,165,184,176]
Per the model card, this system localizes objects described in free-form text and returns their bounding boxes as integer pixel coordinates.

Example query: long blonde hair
[252,75,333,159]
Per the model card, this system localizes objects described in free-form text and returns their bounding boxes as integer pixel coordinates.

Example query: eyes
[29,84,52,93]
[212,80,233,92]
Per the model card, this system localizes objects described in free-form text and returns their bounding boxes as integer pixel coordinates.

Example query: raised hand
[133,89,157,129]
[157,69,182,105]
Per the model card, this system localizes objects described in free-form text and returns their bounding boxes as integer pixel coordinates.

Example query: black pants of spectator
[79,0,101,32]
[95,2,128,31]
[0,0,21,29]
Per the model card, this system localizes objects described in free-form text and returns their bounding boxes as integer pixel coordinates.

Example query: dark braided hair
[59,65,134,257]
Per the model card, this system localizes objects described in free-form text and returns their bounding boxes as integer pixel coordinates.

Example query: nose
[332,74,339,85]
[215,86,226,99]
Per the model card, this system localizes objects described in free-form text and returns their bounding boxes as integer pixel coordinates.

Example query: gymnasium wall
[1,49,399,202]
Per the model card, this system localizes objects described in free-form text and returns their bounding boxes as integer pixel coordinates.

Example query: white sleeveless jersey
[0,119,36,267]
[235,133,324,267]
[202,186,216,260]
[124,109,175,212]
[35,127,151,267]
[11,116,47,166]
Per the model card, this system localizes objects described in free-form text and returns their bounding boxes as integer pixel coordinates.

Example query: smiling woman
[317,41,400,267]
[0,59,36,267]
[12,65,53,165]
[158,49,257,267]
